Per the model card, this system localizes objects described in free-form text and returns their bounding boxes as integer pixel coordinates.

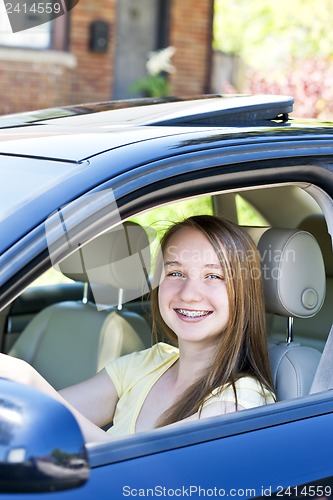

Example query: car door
[1,394,332,499]
[1,126,333,499]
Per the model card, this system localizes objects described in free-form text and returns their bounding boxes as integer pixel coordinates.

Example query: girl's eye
[206,274,223,280]
[168,271,184,278]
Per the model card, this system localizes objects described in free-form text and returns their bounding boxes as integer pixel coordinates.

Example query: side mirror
[0,378,89,493]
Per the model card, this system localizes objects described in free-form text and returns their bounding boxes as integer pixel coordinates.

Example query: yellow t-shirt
[105,342,275,438]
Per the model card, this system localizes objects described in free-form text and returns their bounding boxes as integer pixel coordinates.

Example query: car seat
[267,215,332,351]
[297,215,333,349]
[247,227,326,401]
[9,222,153,390]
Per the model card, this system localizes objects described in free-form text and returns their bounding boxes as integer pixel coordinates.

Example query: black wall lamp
[89,20,110,53]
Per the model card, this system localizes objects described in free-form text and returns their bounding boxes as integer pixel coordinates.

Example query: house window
[0,1,68,50]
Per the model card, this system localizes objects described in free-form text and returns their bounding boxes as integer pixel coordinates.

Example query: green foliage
[214,0,333,119]
[131,197,213,247]
[130,46,175,98]
[129,74,170,98]
[236,195,268,226]
[214,0,333,69]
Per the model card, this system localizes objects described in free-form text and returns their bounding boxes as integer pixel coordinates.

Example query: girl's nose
[179,276,203,303]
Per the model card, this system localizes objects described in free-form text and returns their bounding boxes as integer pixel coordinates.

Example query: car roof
[0,94,294,127]
[1,94,333,257]
[0,95,295,163]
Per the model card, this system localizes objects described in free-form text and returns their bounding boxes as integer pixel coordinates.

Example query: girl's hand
[0,353,116,444]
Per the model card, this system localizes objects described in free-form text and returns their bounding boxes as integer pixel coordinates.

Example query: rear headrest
[57,222,151,293]
[298,214,333,277]
[257,228,326,318]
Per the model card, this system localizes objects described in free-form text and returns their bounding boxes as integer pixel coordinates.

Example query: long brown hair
[151,215,275,427]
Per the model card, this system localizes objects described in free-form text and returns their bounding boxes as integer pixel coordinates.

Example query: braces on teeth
[177,309,210,318]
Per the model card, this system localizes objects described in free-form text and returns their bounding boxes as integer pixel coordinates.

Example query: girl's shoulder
[150,342,179,360]
[106,341,178,374]
[234,376,267,390]
[105,342,179,397]
[208,376,275,408]
[126,342,178,365]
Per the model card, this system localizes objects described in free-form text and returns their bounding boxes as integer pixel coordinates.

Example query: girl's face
[158,227,230,346]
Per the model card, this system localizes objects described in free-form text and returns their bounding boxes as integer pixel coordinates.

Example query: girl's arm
[0,353,118,444]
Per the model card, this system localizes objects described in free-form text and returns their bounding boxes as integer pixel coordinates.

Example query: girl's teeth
[177,309,210,318]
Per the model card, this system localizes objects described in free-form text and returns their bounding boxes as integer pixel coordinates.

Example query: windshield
[0,155,87,254]
[0,156,83,223]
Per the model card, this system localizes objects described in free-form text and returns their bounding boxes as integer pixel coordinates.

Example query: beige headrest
[257,228,326,318]
[58,222,151,293]
[298,214,333,277]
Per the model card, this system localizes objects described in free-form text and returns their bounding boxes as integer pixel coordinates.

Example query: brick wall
[169,0,214,96]
[0,0,213,114]
[69,0,116,104]
[0,49,76,114]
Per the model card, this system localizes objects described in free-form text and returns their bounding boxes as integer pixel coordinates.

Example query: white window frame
[0,1,68,50]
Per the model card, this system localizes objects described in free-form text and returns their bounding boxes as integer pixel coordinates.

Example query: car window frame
[1,154,333,310]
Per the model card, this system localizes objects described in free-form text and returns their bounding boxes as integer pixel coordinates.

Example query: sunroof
[144,95,294,127]
[0,94,294,129]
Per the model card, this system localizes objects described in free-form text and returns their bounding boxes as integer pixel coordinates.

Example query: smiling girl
[0,215,275,442]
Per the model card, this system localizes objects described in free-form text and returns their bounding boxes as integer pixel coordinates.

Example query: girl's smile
[175,308,213,320]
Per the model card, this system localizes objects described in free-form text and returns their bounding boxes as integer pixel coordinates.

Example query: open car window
[6,182,332,387]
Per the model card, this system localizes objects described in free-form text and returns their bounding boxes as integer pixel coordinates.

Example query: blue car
[0,95,333,498]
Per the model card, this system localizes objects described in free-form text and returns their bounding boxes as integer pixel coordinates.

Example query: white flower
[146,46,176,76]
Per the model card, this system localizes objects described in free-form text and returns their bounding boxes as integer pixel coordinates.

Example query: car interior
[3,182,333,411]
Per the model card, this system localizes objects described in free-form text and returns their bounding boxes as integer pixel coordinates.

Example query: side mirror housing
[0,378,89,493]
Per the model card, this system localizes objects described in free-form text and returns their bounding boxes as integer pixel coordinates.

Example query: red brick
[0,0,213,113]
